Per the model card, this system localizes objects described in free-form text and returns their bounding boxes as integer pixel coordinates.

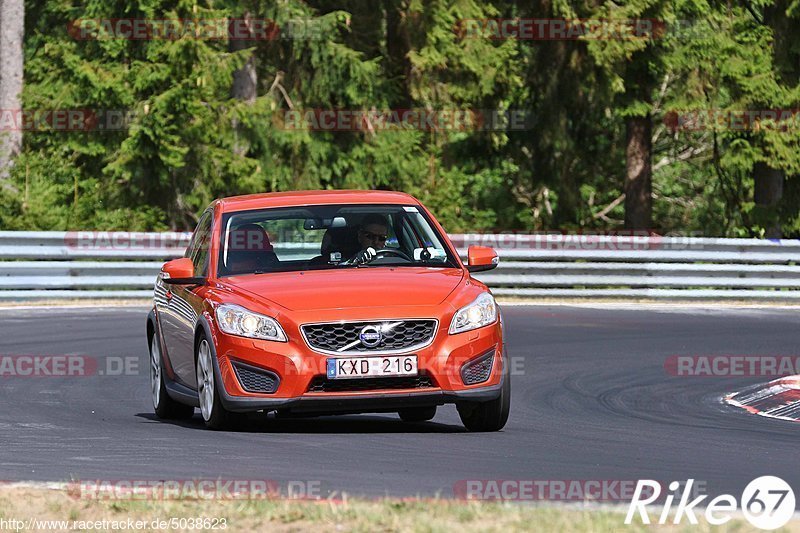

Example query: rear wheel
[196,336,242,430]
[457,359,511,432]
[150,333,194,420]
[398,406,437,422]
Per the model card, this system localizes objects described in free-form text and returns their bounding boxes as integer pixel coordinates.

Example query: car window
[188,210,213,277]
[384,215,400,248]
[266,219,324,261]
[217,204,456,276]
[398,209,450,261]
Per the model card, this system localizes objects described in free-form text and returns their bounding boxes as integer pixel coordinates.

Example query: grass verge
[0,487,797,532]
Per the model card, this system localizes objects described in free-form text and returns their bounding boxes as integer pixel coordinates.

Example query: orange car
[146,190,509,431]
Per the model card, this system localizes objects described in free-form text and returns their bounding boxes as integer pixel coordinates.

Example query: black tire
[398,406,437,422]
[457,358,511,432]
[195,334,244,430]
[150,332,194,420]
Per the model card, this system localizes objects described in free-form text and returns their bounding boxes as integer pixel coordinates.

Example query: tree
[662,0,800,236]
[506,0,623,230]
[229,13,258,104]
[2,0,800,238]
[623,58,655,230]
[584,0,673,231]
[750,0,800,237]
[0,0,24,183]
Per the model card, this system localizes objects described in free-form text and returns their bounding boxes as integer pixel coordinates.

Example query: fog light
[461,349,495,385]
[232,361,280,394]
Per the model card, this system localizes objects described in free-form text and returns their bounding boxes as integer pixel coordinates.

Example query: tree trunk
[0,0,24,182]
[754,0,792,239]
[229,13,257,103]
[230,56,257,103]
[624,115,652,230]
[385,0,412,108]
[229,13,257,158]
[753,162,784,238]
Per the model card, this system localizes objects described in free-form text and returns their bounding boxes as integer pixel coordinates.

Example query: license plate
[326,356,418,380]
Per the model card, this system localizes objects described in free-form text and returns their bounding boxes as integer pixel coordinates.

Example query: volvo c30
[146,190,510,431]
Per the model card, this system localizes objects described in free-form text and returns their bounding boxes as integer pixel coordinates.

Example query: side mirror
[466,246,499,273]
[161,258,204,285]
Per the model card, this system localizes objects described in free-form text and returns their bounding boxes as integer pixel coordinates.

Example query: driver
[352,214,389,264]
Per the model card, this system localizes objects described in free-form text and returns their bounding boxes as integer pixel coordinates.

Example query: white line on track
[0,304,149,312]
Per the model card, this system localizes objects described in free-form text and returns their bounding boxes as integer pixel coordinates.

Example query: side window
[188,211,213,277]
[184,212,207,259]
[385,214,400,248]
[399,216,421,251]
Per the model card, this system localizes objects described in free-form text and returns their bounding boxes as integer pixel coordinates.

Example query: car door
[160,209,213,387]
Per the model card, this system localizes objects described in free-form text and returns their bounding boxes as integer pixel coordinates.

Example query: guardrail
[1,231,799,300]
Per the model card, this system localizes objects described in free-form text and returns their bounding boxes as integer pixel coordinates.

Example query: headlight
[215,304,287,342]
[449,293,498,334]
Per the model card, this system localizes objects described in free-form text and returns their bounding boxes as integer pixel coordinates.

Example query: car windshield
[217,204,458,276]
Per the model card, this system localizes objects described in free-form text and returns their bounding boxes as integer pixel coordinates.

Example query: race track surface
[0,305,797,501]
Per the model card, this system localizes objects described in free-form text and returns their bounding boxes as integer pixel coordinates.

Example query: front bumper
[202,311,505,414]
[217,372,505,414]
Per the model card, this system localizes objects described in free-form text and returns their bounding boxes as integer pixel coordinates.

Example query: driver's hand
[354,247,377,265]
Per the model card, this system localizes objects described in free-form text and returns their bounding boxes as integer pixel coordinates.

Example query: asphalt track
[0,304,798,502]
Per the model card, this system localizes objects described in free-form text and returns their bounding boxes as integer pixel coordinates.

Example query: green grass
[1,488,797,532]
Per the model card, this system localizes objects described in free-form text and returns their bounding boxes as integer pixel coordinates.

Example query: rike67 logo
[626,477,795,530]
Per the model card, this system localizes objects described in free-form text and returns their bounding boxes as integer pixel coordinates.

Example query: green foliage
[1,0,799,236]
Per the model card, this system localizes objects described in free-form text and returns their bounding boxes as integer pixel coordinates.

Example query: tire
[398,406,437,422]
[150,332,194,420]
[196,334,243,430]
[457,358,511,432]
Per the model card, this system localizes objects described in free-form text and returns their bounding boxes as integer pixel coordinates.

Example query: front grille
[306,374,435,393]
[232,362,279,394]
[301,320,437,354]
[461,350,495,385]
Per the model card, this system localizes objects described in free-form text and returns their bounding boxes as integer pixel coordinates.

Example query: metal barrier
[1,231,799,300]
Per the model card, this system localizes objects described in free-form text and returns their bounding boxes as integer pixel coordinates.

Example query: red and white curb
[725,376,800,422]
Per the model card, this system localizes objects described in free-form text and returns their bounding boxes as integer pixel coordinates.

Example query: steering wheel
[372,248,412,262]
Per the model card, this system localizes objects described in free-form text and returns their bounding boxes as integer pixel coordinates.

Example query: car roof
[216,190,421,213]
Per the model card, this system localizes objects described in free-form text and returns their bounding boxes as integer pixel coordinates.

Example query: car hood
[221,267,465,312]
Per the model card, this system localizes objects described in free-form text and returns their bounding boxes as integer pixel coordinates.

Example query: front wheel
[457,360,510,432]
[150,333,194,420]
[196,335,241,430]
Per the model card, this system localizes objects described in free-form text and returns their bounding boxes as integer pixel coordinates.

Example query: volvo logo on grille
[359,325,383,348]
